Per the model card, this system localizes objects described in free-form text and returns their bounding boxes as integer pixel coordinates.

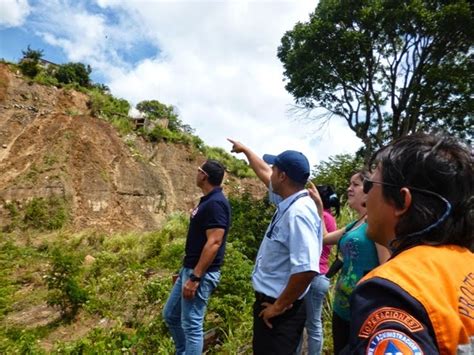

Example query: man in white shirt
[228,139,322,355]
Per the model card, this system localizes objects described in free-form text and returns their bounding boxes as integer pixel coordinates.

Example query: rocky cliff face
[0,63,264,231]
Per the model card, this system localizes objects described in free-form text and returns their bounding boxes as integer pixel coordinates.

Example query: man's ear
[395,187,412,217]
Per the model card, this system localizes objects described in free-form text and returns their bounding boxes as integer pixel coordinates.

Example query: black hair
[316,185,340,217]
[201,159,225,186]
[369,133,473,252]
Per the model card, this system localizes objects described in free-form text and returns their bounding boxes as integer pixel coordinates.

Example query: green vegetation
[136,99,184,133]
[45,248,88,318]
[54,62,91,87]
[203,146,255,178]
[15,46,254,178]
[279,0,474,153]
[311,153,363,202]
[0,190,356,353]
[0,210,255,352]
[4,197,69,232]
[228,193,274,260]
[18,45,44,78]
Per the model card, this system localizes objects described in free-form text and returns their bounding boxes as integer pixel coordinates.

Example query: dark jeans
[253,292,306,355]
[332,311,350,355]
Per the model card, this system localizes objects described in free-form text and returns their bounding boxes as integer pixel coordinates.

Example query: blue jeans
[297,274,330,354]
[162,267,220,355]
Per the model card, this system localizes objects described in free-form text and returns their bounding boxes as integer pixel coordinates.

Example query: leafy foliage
[45,247,88,318]
[0,196,360,353]
[22,45,44,61]
[19,45,44,78]
[136,99,183,132]
[204,146,255,178]
[228,193,274,260]
[19,60,40,78]
[278,0,474,153]
[55,62,92,87]
[3,197,69,232]
[312,153,363,202]
[87,87,132,134]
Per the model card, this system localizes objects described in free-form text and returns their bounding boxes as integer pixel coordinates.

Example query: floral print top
[333,221,379,320]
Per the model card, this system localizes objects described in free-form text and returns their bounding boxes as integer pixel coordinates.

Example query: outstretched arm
[227,138,272,187]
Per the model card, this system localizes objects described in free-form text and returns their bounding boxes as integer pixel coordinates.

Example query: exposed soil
[0,63,265,232]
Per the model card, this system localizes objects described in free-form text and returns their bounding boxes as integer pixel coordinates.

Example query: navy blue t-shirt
[183,187,231,272]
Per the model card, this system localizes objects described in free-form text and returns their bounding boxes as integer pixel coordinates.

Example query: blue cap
[263,150,310,184]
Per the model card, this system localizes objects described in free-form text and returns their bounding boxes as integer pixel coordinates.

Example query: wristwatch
[189,273,201,282]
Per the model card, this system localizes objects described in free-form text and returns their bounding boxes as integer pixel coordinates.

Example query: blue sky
[0,0,362,166]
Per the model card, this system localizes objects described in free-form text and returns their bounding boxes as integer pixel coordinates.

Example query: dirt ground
[0,63,265,232]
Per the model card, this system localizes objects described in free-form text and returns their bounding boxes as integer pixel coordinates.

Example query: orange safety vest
[360,245,474,354]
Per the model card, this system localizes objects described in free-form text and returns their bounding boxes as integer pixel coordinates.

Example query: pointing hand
[227,138,246,154]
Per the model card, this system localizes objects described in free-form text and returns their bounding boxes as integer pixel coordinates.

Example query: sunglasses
[197,167,209,177]
[362,179,402,194]
[362,178,452,238]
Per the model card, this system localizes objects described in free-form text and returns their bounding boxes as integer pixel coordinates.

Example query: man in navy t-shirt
[162,159,231,354]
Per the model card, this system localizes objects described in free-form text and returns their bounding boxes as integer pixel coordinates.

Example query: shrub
[158,241,185,272]
[145,212,188,264]
[147,126,176,142]
[55,62,91,87]
[45,247,88,318]
[228,193,274,260]
[203,146,254,178]
[209,243,255,351]
[18,60,39,78]
[34,71,59,86]
[23,197,68,230]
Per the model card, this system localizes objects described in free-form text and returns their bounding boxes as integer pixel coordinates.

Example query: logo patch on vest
[191,206,199,218]
[367,329,423,355]
[359,307,424,338]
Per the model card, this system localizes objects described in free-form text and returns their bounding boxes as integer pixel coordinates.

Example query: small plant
[43,153,58,167]
[23,197,68,230]
[24,165,40,182]
[45,247,88,318]
[33,71,59,86]
[65,108,81,116]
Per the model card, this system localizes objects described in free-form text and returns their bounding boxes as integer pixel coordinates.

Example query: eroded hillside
[0,63,264,231]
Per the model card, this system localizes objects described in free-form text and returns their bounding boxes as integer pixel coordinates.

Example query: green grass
[0,189,357,353]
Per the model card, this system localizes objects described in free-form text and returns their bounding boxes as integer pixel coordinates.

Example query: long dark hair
[369,134,473,252]
[316,185,340,217]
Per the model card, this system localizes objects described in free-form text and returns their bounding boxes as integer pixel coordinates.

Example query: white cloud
[24,0,363,167]
[0,0,30,27]
[104,1,362,166]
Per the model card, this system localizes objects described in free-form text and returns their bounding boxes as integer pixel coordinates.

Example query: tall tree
[278,0,473,153]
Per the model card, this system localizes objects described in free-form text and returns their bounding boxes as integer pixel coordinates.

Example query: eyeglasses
[362,178,452,238]
[197,167,209,177]
[362,179,402,194]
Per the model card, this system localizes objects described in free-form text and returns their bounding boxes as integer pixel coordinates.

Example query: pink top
[319,210,337,274]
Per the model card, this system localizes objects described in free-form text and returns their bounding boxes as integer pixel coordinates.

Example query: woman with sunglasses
[348,134,473,354]
[308,171,390,354]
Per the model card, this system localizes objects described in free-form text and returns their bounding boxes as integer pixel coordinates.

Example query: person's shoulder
[294,194,317,210]
[349,276,439,354]
[205,193,231,211]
